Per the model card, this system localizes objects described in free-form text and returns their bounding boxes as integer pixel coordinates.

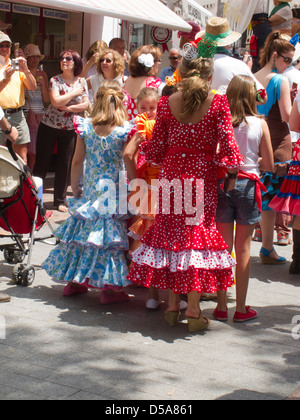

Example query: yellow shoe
[187,316,210,333]
[164,311,180,326]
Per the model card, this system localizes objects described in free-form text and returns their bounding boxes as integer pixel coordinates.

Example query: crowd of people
[0,2,299,334]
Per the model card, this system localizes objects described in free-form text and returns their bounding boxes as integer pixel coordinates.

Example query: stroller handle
[6,139,19,162]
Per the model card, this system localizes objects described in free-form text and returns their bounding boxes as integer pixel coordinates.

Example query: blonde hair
[91,80,128,126]
[85,40,108,61]
[226,75,260,127]
[136,87,159,105]
[96,49,125,77]
[178,57,214,118]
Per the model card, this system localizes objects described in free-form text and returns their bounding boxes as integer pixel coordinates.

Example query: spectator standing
[22,44,49,171]
[160,48,181,82]
[109,38,129,76]
[269,0,293,35]
[254,32,294,264]
[86,49,126,104]
[33,50,89,212]
[0,32,36,162]
[124,44,164,119]
[198,17,266,97]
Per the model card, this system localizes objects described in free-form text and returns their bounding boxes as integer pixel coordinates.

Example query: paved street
[0,175,299,401]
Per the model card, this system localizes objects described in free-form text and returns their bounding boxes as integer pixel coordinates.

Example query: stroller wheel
[21,266,35,287]
[3,249,25,264]
[3,249,15,264]
[12,263,35,286]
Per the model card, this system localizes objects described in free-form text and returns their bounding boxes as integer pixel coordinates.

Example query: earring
[271,59,278,73]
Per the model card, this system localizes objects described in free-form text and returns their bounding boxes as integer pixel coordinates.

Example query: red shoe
[233,306,258,323]
[99,290,130,305]
[63,283,88,297]
[213,307,228,321]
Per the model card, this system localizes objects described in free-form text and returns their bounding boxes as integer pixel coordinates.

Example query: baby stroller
[0,141,56,286]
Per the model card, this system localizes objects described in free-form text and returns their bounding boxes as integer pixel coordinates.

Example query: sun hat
[24,44,45,61]
[197,17,241,47]
[0,20,11,31]
[0,31,11,45]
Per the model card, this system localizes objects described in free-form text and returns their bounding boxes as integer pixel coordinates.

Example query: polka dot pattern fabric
[128,94,244,294]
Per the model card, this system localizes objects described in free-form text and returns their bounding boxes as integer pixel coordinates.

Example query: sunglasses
[100,58,112,63]
[169,56,181,60]
[60,56,73,62]
[0,43,11,49]
[278,54,293,65]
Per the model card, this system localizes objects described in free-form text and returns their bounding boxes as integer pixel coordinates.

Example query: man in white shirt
[251,0,273,72]
[198,17,266,99]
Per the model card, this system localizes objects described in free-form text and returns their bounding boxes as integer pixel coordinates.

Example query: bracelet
[4,124,12,135]
[227,171,238,179]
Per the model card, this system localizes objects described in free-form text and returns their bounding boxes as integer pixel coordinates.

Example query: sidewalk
[0,175,299,400]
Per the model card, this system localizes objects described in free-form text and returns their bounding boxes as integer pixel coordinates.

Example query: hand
[73,86,85,97]
[3,65,15,82]
[7,126,18,144]
[17,57,29,73]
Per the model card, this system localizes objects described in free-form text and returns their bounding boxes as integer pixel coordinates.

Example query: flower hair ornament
[182,37,218,61]
[138,53,154,69]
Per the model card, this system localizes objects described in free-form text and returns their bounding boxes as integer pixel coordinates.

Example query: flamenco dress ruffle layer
[127,94,244,294]
[270,139,300,216]
[43,116,133,289]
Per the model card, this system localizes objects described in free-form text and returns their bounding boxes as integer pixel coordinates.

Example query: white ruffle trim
[131,244,236,273]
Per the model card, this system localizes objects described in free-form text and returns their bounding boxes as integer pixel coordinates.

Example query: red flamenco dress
[127,95,244,294]
[270,140,300,216]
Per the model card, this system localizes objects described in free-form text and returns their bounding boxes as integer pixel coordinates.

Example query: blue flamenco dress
[43,116,133,289]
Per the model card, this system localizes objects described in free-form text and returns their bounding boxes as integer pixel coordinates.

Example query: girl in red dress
[127,51,244,333]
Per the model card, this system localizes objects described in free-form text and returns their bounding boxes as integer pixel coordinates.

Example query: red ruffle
[140,219,228,252]
[279,179,300,196]
[270,196,300,216]
[127,264,234,294]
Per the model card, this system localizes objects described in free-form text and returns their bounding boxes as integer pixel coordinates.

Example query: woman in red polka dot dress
[127,54,244,333]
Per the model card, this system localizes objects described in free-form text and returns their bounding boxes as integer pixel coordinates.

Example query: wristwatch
[4,124,12,135]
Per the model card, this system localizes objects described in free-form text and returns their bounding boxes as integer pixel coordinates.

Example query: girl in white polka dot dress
[127,54,244,333]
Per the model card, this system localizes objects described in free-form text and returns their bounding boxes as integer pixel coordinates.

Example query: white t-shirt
[253,0,268,14]
[234,116,263,177]
[272,7,293,31]
[212,54,264,93]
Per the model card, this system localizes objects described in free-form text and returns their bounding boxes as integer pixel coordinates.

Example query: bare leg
[235,224,255,313]
[216,222,234,312]
[260,210,281,259]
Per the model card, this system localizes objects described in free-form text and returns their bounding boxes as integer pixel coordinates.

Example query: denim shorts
[216,178,261,225]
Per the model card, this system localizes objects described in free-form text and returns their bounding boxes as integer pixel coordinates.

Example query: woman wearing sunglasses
[33,50,89,212]
[86,49,126,103]
[253,31,295,263]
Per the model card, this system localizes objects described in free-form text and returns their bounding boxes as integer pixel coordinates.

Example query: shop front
[0,1,83,77]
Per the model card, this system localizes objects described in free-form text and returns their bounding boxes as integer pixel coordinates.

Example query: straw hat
[198,17,241,47]
[0,20,11,31]
[24,44,45,61]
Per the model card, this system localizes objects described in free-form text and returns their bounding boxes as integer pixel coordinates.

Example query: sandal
[259,247,286,265]
[57,204,68,213]
[164,311,180,326]
[187,315,210,333]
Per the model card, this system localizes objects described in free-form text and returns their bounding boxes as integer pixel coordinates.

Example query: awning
[23,0,192,32]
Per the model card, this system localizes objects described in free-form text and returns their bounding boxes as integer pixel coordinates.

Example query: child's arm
[123,132,143,182]
[71,135,86,198]
[259,119,274,173]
